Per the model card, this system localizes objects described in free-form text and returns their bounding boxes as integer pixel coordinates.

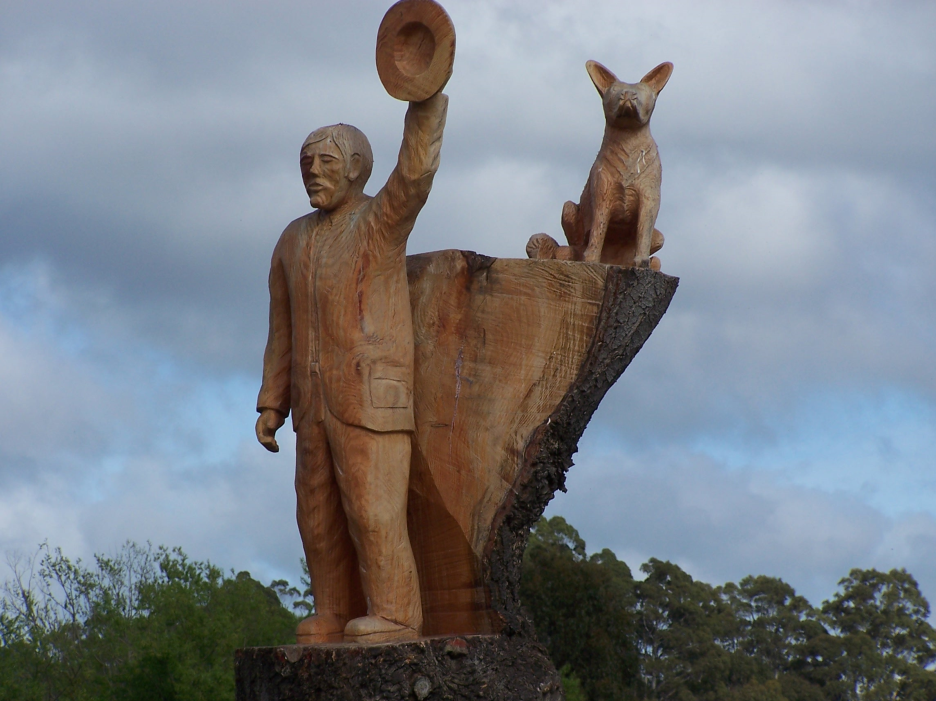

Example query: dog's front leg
[633,195,659,268]
[583,191,611,262]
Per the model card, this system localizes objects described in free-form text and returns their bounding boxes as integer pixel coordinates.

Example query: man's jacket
[257,94,448,432]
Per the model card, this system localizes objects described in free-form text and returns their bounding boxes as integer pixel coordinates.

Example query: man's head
[300,124,374,211]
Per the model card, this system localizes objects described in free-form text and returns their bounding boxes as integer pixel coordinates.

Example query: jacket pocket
[369,368,411,409]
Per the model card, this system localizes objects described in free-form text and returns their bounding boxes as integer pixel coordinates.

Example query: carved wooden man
[256,92,448,644]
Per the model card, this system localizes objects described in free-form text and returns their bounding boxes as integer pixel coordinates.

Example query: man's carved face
[300,138,357,211]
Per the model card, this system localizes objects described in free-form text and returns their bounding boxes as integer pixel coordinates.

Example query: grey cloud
[587,157,936,447]
[0,277,126,466]
[1,0,934,606]
[3,0,933,377]
[75,442,303,584]
[548,448,935,608]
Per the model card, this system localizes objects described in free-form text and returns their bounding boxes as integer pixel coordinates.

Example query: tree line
[2,519,935,700]
[521,516,936,701]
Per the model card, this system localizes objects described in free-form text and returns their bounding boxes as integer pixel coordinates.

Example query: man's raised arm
[368,91,449,248]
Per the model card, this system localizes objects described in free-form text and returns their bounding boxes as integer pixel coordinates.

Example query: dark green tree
[719,575,830,700]
[521,516,640,700]
[721,575,813,671]
[9,520,936,701]
[820,568,936,700]
[634,558,741,699]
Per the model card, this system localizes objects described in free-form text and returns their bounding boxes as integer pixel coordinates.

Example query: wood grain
[376,0,455,102]
[404,251,678,635]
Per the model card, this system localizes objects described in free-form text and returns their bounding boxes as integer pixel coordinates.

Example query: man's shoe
[344,615,419,644]
[296,613,347,644]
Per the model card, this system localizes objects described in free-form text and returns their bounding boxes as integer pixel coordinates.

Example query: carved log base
[235,635,562,701]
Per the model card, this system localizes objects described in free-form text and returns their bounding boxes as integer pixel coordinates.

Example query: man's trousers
[294,408,422,632]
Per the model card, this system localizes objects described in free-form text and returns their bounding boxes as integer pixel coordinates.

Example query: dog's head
[586,61,673,130]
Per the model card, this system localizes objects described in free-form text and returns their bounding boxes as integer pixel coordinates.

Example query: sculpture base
[235,635,562,700]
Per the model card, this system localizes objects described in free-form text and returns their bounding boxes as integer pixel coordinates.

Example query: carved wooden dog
[527,60,673,269]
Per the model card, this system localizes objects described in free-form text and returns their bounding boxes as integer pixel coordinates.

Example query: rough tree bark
[485,264,679,636]
[236,636,563,701]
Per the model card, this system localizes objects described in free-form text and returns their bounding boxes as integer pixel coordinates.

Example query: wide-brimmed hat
[376,0,455,102]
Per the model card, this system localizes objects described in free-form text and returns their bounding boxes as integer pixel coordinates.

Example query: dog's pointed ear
[586,60,618,96]
[641,62,673,95]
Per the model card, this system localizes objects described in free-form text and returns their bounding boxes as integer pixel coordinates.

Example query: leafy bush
[0,542,296,701]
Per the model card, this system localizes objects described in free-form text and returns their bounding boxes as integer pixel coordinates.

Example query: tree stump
[405,251,678,636]
[235,636,562,701]
[238,251,678,699]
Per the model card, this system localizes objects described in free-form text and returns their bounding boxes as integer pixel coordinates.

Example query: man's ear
[347,153,363,183]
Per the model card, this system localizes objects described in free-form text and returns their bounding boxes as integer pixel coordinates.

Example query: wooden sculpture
[241,254,677,696]
[243,2,679,698]
[255,0,453,646]
[527,60,673,270]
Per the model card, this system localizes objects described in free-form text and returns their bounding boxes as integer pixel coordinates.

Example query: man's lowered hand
[256,408,286,453]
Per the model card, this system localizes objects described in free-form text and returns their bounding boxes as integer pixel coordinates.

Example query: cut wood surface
[405,251,678,635]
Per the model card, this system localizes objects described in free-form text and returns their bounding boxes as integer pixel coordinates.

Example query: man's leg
[294,419,366,643]
[324,412,422,643]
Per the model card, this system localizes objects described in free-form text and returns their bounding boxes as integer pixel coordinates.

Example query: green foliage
[559,663,588,701]
[635,557,739,698]
[521,516,638,700]
[720,574,814,671]
[0,542,297,701]
[819,567,936,700]
[521,516,936,701]
[5,521,936,700]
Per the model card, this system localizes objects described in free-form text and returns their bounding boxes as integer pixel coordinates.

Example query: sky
[1,0,934,613]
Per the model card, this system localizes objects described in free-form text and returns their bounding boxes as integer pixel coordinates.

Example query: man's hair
[301,124,374,188]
